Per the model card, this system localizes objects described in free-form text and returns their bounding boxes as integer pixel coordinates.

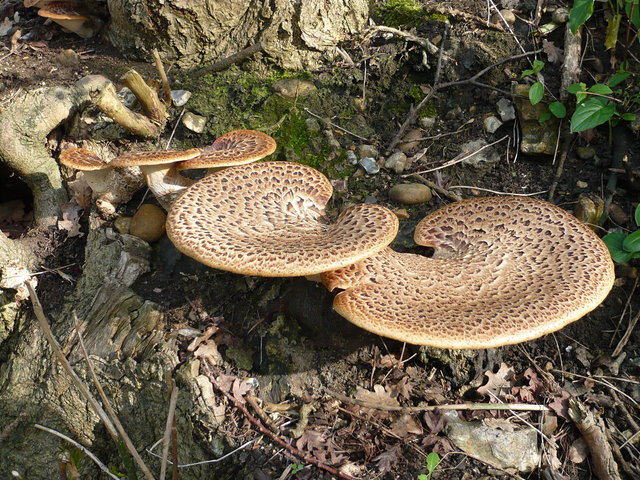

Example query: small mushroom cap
[110,148,202,167]
[59,147,108,170]
[176,130,276,171]
[167,161,399,277]
[322,196,615,349]
[37,2,89,19]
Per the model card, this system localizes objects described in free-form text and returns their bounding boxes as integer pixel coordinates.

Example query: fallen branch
[121,69,167,126]
[192,41,264,77]
[568,398,621,480]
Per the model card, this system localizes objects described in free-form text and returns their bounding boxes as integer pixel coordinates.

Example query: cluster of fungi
[61,131,615,349]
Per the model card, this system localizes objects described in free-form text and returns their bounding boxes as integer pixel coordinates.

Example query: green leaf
[625,0,640,29]
[603,232,633,263]
[521,60,544,77]
[567,82,585,94]
[588,84,613,95]
[605,14,622,49]
[426,452,441,473]
[569,0,595,33]
[635,204,640,227]
[624,230,640,253]
[570,98,616,132]
[418,476,428,480]
[609,71,631,87]
[529,82,544,105]
[549,101,567,118]
[621,113,637,121]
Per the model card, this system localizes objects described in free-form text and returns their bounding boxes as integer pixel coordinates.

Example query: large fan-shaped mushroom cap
[167,161,399,277]
[176,130,276,171]
[322,196,615,349]
[109,148,202,167]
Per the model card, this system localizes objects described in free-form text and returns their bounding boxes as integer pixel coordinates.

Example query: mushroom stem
[139,164,194,210]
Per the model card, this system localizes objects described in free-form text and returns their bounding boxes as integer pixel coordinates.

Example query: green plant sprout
[290,462,305,475]
[520,60,567,122]
[603,204,640,262]
[417,452,441,480]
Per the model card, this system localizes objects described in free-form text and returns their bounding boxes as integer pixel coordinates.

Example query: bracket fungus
[35,1,102,38]
[176,129,277,171]
[167,161,399,277]
[322,196,615,349]
[109,148,202,209]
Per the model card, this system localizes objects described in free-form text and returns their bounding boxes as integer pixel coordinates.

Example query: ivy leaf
[625,0,640,29]
[539,112,552,123]
[588,84,613,95]
[603,232,633,263]
[635,204,640,227]
[623,230,640,253]
[549,101,567,118]
[569,0,594,34]
[570,98,616,132]
[608,72,630,87]
[567,83,585,94]
[621,112,636,121]
[529,82,544,105]
[426,452,441,472]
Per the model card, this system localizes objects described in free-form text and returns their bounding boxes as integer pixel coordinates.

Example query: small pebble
[491,9,516,25]
[419,117,436,129]
[576,180,588,189]
[171,89,192,107]
[358,144,379,159]
[182,112,206,133]
[389,183,432,204]
[483,115,503,133]
[552,8,569,24]
[130,204,166,243]
[496,98,516,122]
[384,151,409,174]
[394,208,410,219]
[56,49,80,67]
[359,157,380,174]
[346,150,358,165]
[444,106,461,120]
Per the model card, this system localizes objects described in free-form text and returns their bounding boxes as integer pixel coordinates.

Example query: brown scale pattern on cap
[177,130,276,170]
[322,196,615,349]
[110,148,202,167]
[166,161,399,277]
[37,2,89,19]
[59,148,107,170]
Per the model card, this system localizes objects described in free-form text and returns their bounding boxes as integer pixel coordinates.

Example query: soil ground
[1,1,639,479]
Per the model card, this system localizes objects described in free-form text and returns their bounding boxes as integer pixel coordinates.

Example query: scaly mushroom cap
[322,196,615,349]
[59,147,108,170]
[167,161,399,277]
[109,148,202,167]
[176,130,276,171]
[37,2,89,20]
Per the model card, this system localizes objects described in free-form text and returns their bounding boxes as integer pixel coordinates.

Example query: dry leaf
[390,413,423,437]
[477,362,516,399]
[373,444,402,473]
[66,175,92,209]
[542,39,563,64]
[549,391,571,419]
[568,437,588,463]
[355,384,400,409]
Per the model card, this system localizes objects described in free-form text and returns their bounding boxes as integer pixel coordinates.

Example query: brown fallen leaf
[389,413,423,438]
[57,200,83,237]
[477,362,516,400]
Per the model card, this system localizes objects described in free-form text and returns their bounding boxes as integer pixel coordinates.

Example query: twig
[147,438,256,467]
[326,388,548,412]
[192,42,264,77]
[160,380,179,480]
[365,25,440,55]
[152,48,172,105]
[246,391,279,432]
[406,173,462,202]
[303,108,370,141]
[448,186,547,196]
[203,364,357,480]
[35,424,121,480]
[73,312,156,480]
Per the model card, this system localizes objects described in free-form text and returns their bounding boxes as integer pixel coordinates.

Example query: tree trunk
[106,0,369,70]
